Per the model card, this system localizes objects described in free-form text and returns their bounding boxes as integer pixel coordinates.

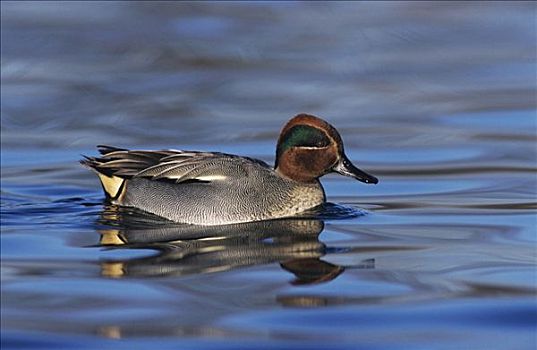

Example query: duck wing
[81,145,270,184]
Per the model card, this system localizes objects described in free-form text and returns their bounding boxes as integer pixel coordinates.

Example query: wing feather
[82,145,269,184]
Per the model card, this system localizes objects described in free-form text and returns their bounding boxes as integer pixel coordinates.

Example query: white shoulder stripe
[194,175,228,181]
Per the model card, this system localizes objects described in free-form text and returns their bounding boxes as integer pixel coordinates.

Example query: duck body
[82,114,377,225]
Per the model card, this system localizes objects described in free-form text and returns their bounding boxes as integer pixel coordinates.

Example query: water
[1,2,536,349]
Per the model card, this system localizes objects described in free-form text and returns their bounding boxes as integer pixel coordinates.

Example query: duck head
[275,114,379,184]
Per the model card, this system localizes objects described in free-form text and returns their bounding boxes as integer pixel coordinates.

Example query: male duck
[81,114,378,225]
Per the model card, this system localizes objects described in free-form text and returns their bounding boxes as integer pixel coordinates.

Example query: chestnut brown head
[275,114,378,184]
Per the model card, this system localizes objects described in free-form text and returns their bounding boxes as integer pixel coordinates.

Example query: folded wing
[81,145,268,184]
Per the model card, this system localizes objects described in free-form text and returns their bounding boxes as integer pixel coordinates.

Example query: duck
[81,114,378,225]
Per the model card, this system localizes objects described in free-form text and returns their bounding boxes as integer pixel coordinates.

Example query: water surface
[1,2,536,349]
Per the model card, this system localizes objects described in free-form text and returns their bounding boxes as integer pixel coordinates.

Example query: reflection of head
[281,258,345,285]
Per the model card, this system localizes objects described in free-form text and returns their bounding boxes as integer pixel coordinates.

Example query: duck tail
[80,155,127,201]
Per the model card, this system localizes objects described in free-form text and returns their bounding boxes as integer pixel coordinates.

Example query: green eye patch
[277,125,331,156]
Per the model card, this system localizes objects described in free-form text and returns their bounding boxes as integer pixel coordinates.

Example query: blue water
[1,2,536,349]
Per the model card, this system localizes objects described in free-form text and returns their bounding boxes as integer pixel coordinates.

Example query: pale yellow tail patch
[97,173,126,201]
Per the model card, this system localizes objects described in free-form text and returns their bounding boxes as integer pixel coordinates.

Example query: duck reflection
[96,205,371,284]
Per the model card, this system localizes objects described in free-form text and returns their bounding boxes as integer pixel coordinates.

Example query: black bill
[333,155,378,184]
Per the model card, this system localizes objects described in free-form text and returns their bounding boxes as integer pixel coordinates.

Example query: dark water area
[1,2,536,349]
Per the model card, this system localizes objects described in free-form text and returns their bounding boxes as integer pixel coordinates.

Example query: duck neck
[275,164,318,183]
